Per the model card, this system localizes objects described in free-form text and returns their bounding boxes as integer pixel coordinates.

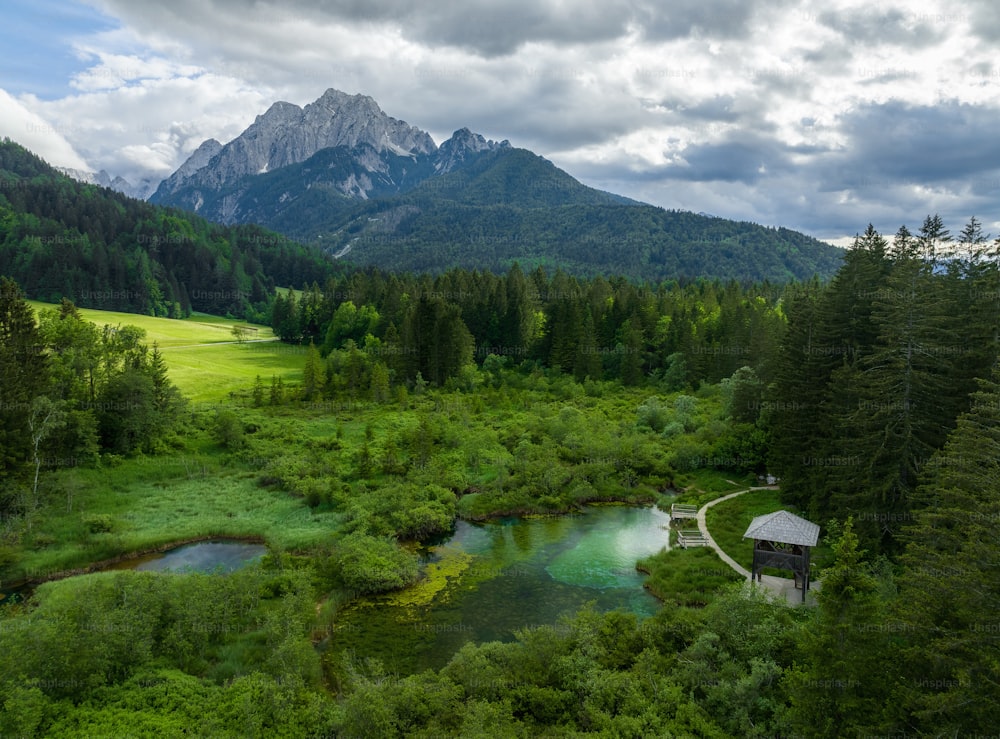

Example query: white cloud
[69,51,203,92]
[22,73,271,185]
[0,88,90,170]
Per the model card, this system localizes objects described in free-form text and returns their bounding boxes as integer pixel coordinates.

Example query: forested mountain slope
[0,140,335,320]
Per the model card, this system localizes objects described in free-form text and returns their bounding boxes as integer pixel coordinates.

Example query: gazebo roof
[742,510,820,547]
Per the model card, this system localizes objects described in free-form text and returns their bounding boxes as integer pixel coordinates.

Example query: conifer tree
[573,308,602,381]
[892,371,1000,734]
[835,222,960,550]
[962,218,1000,373]
[269,375,284,406]
[765,279,831,510]
[617,316,645,386]
[784,519,894,737]
[301,342,322,401]
[0,277,48,510]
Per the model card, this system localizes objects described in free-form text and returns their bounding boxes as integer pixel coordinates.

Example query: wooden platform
[670,503,698,523]
[676,530,709,548]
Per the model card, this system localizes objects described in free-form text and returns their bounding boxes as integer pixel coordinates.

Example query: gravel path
[695,486,820,605]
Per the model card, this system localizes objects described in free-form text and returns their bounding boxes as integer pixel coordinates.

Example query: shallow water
[0,540,268,605]
[112,540,268,573]
[331,505,672,674]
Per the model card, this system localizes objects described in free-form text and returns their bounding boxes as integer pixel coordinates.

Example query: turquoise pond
[329,504,673,674]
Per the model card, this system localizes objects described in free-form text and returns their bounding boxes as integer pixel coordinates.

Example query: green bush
[81,513,114,534]
[334,534,420,594]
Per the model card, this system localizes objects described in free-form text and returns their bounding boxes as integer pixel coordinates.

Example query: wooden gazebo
[743,510,819,602]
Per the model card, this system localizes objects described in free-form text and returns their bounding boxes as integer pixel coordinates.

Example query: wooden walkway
[693,490,753,576]
[670,503,705,548]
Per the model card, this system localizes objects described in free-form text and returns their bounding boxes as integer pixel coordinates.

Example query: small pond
[1,540,268,604]
[329,504,672,674]
[108,540,268,573]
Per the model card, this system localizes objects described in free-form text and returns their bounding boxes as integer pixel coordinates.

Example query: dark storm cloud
[105,0,636,57]
[675,139,786,184]
[308,0,784,51]
[827,100,1000,188]
[402,1,634,57]
[619,133,803,185]
[98,0,783,58]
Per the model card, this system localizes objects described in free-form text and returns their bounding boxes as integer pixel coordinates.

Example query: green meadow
[27,301,305,402]
[12,299,767,612]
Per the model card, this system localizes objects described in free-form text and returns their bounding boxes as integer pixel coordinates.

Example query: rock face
[150,89,438,209]
[434,128,509,174]
[153,138,223,199]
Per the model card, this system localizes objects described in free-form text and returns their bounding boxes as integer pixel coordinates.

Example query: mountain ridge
[150,88,844,282]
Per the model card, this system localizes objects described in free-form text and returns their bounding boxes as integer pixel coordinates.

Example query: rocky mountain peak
[152,138,223,199]
[434,128,509,173]
[150,89,436,206]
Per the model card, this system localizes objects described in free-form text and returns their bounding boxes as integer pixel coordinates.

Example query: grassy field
[162,340,307,403]
[15,446,341,581]
[27,300,304,402]
[705,488,832,578]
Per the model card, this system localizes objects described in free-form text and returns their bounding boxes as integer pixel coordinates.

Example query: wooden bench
[670,503,698,523]
[676,530,709,549]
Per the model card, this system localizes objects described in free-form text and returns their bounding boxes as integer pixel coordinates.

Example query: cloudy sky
[2,0,999,245]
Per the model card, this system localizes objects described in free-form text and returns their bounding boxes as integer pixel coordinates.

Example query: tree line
[271,265,786,392]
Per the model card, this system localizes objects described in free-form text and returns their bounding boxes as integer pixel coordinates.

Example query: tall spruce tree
[834,222,960,550]
[765,279,827,510]
[891,371,1000,735]
[809,226,892,522]
[784,519,894,738]
[962,218,1000,374]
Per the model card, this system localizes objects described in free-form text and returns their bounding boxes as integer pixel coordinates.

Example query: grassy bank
[637,546,743,606]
